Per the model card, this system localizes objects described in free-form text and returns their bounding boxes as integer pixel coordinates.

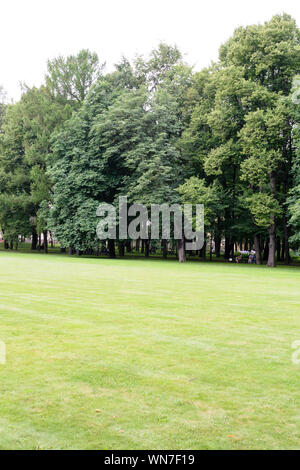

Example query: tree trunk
[267,215,276,267]
[162,239,167,259]
[145,240,150,257]
[31,228,38,250]
[200,240,206,261]
[214,235,221,258]
[108,239,115,258]
[50,232,54,248]
[267,172,277,267]
[282,215,290,265]
[263,240,269,261]
[224,237,233,259]
[276,237,281,262]
[60,247,66,253]
[254,234,262,265]
[10,240,13,250]
[118,241,125,257]
[43,231,48,254]
[68,246,73,255]
[178,236,186,263]
[4,240,9,250]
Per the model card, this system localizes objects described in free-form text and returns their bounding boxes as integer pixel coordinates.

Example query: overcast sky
[1,0,300,101]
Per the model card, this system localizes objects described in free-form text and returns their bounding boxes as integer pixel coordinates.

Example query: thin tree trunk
[178,236,186,263]
[145,240,150,257]
[118,241,125,257]
[50,232,54,248]
[267,172,277,267]
[276,237,281,262]
[43,230,48,254]
[263,240,269,261]
[162,239,167,259]
[108,239,116,258]
[214,235,221,258]
[209,235,213,261]
[224,237,231,259]
[31,228,38,250]
[282,214,290,265]
[254,234,262,265]
[267,215,276,267]
[200,240,206,261]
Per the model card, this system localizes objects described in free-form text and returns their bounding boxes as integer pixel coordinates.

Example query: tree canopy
[1,16,300,265]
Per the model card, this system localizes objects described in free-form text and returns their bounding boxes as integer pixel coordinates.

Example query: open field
[0,251,300,449]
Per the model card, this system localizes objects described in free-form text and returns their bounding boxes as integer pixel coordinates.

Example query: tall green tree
[48,61,141,254]
[0,100,33,248]
[288,77,300,250]
[220,13,300,266]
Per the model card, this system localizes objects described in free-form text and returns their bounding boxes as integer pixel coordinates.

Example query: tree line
[1,13,300,266]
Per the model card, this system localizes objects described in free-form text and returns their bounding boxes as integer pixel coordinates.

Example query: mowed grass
[0,252,300,450]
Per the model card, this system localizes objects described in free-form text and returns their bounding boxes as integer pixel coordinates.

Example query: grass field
[0,250,300,449]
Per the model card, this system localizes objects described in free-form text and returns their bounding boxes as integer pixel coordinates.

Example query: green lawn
[0,251,300,449]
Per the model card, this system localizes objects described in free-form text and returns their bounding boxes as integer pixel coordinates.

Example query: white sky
[1,0,300,101]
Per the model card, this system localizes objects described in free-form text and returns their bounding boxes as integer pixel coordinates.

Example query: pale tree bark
[178,236,186,263]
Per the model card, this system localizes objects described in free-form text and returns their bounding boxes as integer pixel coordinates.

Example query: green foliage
[0,85,7,132]
[46,49,104,105]
[178,176,225,228]
[246,193,282,227]
[219,13,300,94]
[288,76,300,248]
[1,15,300,263]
